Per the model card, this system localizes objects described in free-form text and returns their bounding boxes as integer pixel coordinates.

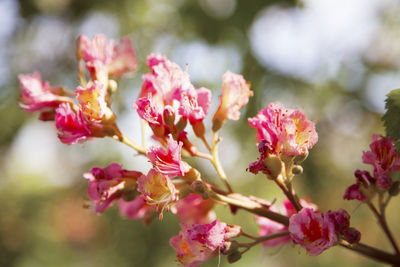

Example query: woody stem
[367,201,400,254]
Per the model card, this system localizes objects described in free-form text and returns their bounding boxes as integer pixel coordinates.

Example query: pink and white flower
[147,135,191,178]
[55,103,94,144]
[170,220,241,267]
[19,72,72,119]
[213,71,253,126]
[76,81,113,122]
[84,163,142,213]
[137,169,179,210]
[133,95,163,127]
[248,102,318,174]
[77,34,137,80]
[289,208,337,256]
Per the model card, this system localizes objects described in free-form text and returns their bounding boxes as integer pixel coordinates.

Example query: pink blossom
[137,169,179,210]
[362,135,400,189]
[18,72,72,118]
[108,37,137,78]
[343,170,375,202]
[174,194,216,226]
[84,163,142,213]
[170,220,241,267]
[170,230,215,267]
[118,195,155,225]
[55,103,93,144]
[255,199,317,247]
[177,87,211,124]
[77,34,136,80]
[147,135,190,178]
[187,220,229,250]
[133,96,163,126]
[248,102,317,156]
[213,71,253,123]
[76,81,113,122]
[77,34,114,64]
[289,208,337,256]
[248,102,318,174]
[140,53,193,104]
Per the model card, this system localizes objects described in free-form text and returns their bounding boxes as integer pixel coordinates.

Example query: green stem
[211,132,233,193]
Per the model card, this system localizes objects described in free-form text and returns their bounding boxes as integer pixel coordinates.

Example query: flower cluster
[344,135,400,201]
[18,33,400,266]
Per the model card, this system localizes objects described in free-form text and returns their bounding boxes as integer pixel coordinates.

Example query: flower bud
[292,165,303,175]
[262,154,283,179]
[150,124,165,138]
[227,250,242,263]
[343,227,361,244]
[176,117,187,132]
[212,118,224,132]
[221,240,240,255]
[193,121,205,138]
[163,106,175,128]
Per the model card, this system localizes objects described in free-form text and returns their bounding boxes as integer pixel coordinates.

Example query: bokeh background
[1,0,400,266]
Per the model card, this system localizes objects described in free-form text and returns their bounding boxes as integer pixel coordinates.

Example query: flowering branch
[17,33,400,267]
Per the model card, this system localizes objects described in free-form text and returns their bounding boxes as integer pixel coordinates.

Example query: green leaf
[382,89,400,152]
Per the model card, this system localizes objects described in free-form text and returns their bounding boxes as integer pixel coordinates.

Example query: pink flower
[107,37,137,78]
[84,163,142,213]
[133,96,163,126]
[55,103,93,144]
[255,199,317,247]
[118,195,155,225]
[18,72,72,119]
[137,169,179,210]
[174,194,216,226]
[343,170,375,202]
[249,102,318,156]
[77,34,137,80]
[248,102,318,174]
[147,135,191,178]
[76,81,113,122]
[213,71,253,125]
[289,208,337,256]
[140,53,194,105]
[170,230,215,267]
[177,87,211,125]
[170,220,241,267]
[362,135,400,189]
